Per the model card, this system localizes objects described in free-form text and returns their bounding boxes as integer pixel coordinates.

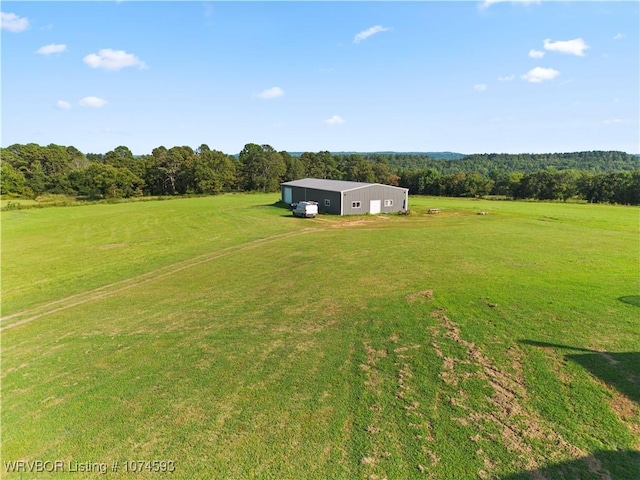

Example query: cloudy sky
[2,1,638,155]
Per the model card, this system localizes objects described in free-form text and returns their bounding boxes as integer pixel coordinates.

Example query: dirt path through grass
[1,228,320,331]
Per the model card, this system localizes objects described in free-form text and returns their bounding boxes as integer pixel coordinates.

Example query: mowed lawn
[2,195,638,479]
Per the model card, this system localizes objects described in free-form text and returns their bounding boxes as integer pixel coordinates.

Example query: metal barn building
[281,178,409,215]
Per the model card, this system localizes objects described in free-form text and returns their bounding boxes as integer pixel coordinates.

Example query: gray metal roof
[281,178,407,193]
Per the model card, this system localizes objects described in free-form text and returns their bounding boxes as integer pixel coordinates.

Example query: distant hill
[373,152,466,161]
[285,151,466,161]
[275,151,639,174]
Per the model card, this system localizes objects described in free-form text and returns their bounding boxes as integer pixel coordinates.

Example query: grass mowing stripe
[2,195,301,314]
[1,228,322,330]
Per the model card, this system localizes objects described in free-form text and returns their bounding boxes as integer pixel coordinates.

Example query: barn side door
[283,187,292,204]
[369,200,381,214]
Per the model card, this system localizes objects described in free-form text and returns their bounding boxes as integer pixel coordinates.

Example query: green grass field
[2,194,638,479]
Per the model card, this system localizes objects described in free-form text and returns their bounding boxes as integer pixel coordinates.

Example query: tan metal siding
[343,185,408,215]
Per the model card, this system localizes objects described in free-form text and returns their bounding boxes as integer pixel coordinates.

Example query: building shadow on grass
[271,201,291,210]
[250,202,298,216]
[519,340,639,404]
[499,450,640,480]
[251,201,289,209]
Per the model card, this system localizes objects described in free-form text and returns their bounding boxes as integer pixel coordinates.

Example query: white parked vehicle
[292,201,318,218]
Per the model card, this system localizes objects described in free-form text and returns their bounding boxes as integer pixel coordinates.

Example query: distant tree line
[1,143,638,205]
[375,151,639,175]
[400,168,640,204]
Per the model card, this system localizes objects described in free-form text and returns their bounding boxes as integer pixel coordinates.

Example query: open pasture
[2,195,638,479]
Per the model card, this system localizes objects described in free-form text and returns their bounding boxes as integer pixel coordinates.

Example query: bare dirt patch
[406,290,433,303]
[595,379,640,445]
[331,219,373,228]
[363,343,387,393]
[98,243,127,250]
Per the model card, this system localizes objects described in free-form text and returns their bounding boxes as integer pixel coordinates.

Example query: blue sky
[2,1,638,155]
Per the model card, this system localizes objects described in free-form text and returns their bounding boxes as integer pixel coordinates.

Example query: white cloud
[83,48,147,71]
[613,33,625,40]
[543,38,589,57]
[354,25,390,44]
[37,44,67,55]
[79,96,108,108]
[474,84,488,92]
[498,75,515,81]
[324,115,345,126]
[521,67,560,83]
[56,100,71,110]
[257,86,284,99]
[1,12,29,32]
[480,0,540,10]
[604,118,624,125]
[529,49,545,59]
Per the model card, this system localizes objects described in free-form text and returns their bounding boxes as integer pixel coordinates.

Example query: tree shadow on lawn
[499,450,640,480]
[519,340,639,404]
[619,295,640,307]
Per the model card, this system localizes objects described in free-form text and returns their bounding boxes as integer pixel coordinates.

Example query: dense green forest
[366,151,639,174]
[1,143,639,205]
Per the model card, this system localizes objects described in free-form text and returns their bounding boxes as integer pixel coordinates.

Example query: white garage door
[369,200,381,214]
[283,187,292,204]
